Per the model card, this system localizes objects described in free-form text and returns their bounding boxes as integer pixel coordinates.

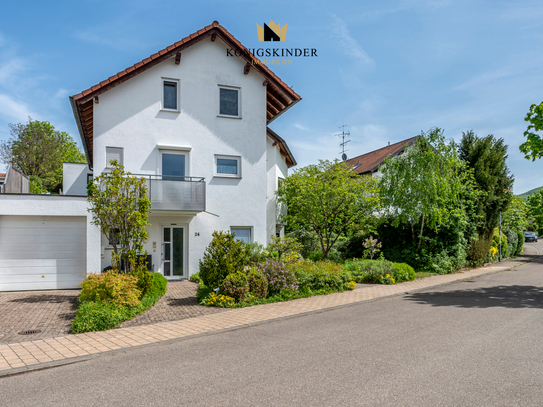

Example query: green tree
[277,159,380,260]
[87,160,151,272]
[458,131,513,238]
[502,195,528,232]
[0,118,86,193]
[379,128,469,251]
[527,189,543,233]
[519,102,543,161]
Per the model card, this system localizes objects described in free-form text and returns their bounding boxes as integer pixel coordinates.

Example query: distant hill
[518,186,543,200]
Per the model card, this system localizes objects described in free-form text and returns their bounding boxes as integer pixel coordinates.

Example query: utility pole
[335,124,351,161]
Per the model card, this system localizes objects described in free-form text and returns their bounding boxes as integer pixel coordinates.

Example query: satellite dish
[342,153,347,161]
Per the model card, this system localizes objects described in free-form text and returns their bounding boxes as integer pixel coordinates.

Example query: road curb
[0,245,539,378]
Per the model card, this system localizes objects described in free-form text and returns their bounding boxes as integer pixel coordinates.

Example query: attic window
[163,80,179,111]
[219,86,240,118]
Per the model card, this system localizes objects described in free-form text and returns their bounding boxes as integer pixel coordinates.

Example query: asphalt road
[2,242,542,406]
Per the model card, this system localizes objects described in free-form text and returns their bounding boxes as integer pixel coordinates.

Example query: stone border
[0,245,539,378]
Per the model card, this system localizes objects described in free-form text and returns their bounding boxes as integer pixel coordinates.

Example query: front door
[162,226,185,279]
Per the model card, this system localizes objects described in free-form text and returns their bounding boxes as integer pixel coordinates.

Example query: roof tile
[346,136,419,174]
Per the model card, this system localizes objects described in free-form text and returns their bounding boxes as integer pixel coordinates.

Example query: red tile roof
[71,21,300,103]
[70,21,302,168]
[346,136,420,174]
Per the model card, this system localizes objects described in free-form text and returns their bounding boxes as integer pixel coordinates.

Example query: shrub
[201,292,235,307]
[189,272,201,283]
[289,260,352,291]
[267,235,303,261]
[258,259,298,295]
[392,263,416,282]
[71,272,167,333]
[246,267,268,298]
[78,271,141,307]
[516,230,524,256]
[199,231,250,289]
[347,281,357,290]
[220,271,249,301]
[130,267,154,298]
[343,258,395,276]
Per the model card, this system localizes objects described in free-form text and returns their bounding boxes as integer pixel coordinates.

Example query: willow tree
[87,160,151,272]
[277,159,380,259]
[379,128,469,251]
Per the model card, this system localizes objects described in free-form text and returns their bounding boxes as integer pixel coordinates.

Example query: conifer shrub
[199,231,250,289]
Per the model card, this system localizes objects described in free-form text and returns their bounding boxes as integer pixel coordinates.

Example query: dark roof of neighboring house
[70,21,302,168]
[345,136,420,174]
[267,128,297,168]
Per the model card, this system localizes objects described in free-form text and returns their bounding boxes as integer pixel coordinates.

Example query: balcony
[135,174,206,212]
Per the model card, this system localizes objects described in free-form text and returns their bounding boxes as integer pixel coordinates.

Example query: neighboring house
[0,21,299,291]
[345,136,419,177]
[0,165,30,194]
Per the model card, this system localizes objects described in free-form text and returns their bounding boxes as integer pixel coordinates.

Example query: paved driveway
[0,281,224,344]
[0,290,79,345]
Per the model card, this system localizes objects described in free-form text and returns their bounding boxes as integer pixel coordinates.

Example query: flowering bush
[347,281,357,290]
[201,292,236,307]
[258,259,298,295]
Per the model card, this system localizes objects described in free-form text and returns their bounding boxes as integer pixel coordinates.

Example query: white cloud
[293,123,309,131]
[53,88,70,100]
[0,58,26,87]
[453,67,517,91]
[330,14,374,65]
[0,94,34,122]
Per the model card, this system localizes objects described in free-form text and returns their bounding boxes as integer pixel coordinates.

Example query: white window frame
[230,227,252,244]
[158,149,190,177]
[162,78,180,112]
[105,147,123,168]
[218,85,241,119]
[214,154,241,178]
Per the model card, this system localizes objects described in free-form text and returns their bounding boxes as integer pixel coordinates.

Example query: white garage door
[0,216,87,291]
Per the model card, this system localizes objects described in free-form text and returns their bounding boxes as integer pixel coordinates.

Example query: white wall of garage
[0,194,100,291]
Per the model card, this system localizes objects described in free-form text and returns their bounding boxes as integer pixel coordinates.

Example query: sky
[0,0,542,194]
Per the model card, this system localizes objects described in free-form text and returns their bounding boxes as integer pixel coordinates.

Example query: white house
[0,21,300,291]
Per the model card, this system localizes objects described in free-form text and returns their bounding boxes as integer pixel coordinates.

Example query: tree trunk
[417,214,425,252]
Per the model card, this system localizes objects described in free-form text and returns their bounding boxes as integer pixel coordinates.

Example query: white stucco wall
[92,38,276,276]
[63,163,92,196]
[266,136,289,244]
[0,194,101,275]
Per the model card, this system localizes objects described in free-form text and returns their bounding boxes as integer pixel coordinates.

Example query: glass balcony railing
[134,174,206,212]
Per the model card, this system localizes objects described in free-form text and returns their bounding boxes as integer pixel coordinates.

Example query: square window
[106,147,123,167]
[219,87,239,117]
[231,227,251,244]
[163,80,178,110]
[215,155,241,177]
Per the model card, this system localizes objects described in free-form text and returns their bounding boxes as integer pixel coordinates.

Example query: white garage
[0,215,87,291]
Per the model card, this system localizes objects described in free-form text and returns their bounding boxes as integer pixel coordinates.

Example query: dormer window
[163,79,179,111]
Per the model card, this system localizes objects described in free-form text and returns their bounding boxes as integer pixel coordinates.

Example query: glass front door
[162,226,185,278]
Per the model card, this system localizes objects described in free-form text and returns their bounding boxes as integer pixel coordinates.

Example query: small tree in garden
[519,101,543,161]
[363,235,382,260]
[267,235,303,260]
[379,128,469,252]
[277,159,380,260]
[87,160,151,273]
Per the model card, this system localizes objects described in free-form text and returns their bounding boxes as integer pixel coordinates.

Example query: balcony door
[161,225,186,279]
[152,150,189,205]
[161,153,186,180]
